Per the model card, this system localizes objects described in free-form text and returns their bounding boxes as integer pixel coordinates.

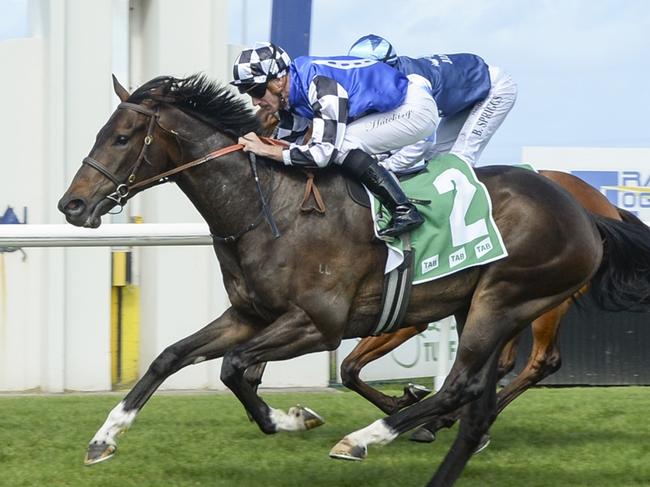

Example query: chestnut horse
[59,74,650,486]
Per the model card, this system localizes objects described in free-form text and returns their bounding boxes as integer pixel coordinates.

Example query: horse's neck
[173,131,263,237]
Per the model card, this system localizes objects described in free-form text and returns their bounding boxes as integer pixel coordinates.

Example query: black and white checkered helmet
[231,42,292,86]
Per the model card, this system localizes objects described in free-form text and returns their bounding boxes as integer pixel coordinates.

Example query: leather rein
[82,101,283,242]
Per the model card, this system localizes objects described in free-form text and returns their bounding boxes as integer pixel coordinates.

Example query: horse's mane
[128,73,261,137]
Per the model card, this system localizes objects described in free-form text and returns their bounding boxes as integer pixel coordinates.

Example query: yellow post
[111,246,140,388]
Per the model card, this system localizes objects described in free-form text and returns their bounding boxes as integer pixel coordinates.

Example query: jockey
[348,34,518,170]
[230,41,441,238]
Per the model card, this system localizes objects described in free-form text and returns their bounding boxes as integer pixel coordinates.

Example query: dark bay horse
[58,74,650,485]
[311,171,640,446]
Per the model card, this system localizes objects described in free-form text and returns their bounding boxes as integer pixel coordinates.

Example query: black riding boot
[341,149,424,237]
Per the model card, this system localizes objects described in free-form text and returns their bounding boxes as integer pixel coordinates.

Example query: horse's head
[58,76,178,227]
[59,74,261,228]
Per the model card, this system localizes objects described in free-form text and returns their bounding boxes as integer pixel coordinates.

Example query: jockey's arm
[240,76,349,167]
[279,75,349,168]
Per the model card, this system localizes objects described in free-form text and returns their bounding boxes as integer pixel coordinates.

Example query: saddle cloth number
[433,168,489,247]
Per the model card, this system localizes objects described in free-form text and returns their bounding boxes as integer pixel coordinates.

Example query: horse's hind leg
[330,302,519,462]
[428,348,501,487]
[497,333,522,378]
[84,307,259,466]
[491,294,573,417]
[340,324,430,414]
[410,330,522,443]
[415,308,562,448]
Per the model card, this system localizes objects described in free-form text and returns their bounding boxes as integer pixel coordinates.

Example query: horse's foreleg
[85,307,258,466]
[220,304,336,434]
[340,324,430,414]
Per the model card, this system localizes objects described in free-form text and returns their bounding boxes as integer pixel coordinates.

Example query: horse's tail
[617,207,646,226]
[589,212,650,311]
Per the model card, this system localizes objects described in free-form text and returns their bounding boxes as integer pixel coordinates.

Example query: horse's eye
[115,135,129,146]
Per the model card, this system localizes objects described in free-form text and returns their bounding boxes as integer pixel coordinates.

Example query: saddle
[300,167,429,213]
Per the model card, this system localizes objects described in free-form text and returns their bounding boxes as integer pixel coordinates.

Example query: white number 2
[433,168,488,247]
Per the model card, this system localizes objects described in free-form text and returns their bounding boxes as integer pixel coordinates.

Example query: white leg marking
[270,407,310,432]
[89,401,137,446]
[346,419,397,449]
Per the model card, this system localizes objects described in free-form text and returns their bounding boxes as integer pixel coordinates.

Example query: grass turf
[1,386,649,487]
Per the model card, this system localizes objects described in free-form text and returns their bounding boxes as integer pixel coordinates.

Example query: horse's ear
[112,74,130,102]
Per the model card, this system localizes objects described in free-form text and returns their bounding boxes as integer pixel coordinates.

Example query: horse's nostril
[64,199,86,216]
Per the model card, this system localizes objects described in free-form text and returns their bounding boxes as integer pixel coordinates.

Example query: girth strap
[371,233,415,335]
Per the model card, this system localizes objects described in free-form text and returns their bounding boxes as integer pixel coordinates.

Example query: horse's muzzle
[58,195,100,228]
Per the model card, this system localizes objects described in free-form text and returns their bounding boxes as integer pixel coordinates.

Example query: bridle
[83,102,160,207]
[82,101,280,242]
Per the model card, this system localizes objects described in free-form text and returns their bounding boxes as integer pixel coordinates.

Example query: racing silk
[394,54,491,118]
[278,56,409,168]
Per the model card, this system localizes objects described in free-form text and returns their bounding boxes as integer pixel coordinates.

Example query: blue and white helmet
[348,34,397,66]
[231,42,292,86]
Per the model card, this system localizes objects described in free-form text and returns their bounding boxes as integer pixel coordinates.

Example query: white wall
[2,1,647,395]
[0,38,45,391]
[0,0,329,392]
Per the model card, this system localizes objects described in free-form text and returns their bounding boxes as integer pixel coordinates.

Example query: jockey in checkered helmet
[348,34,398,66]
[230,42,291,98]
[231,40,444,238]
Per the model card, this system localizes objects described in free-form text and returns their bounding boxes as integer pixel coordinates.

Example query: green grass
[1,387,650,487]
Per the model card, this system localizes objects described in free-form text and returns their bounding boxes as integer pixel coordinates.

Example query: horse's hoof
[474,434,491,454]
[405,383,432,402]
[329,437,367,461]
[409,427,436,443]
[84,441,116,466]
[291,405,325,430]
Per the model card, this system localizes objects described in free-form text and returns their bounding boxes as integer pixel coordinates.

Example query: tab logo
[475,237,493,259]
[449,248,467,268]
[421,255,439,274]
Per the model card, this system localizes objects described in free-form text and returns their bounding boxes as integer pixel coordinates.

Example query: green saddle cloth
[372,154,509,284]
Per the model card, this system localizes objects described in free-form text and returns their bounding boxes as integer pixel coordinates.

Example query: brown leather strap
[299,171,327,214]
[129,136,287,191]
[130,143,245,191]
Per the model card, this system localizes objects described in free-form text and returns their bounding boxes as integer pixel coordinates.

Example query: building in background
[1,1,648,393]
[0,0,328,393]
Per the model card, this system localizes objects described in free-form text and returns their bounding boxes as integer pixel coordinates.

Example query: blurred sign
[334,316,458,387]
[522,147,650,222]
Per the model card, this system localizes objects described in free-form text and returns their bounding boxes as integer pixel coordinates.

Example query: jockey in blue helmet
[349,34,517,170]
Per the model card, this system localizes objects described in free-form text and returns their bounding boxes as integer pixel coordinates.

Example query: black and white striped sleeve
[281,75,349,168]
[276,110,310,143]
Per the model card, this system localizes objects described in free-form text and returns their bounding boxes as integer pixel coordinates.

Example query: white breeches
[431,65,518,166]
[336,75,439,163]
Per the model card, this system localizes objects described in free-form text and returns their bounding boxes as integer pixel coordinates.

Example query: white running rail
[0,223,213,247]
